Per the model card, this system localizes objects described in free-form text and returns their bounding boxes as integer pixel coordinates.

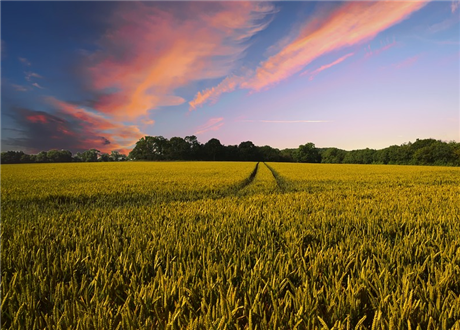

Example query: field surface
[2,162,460,329]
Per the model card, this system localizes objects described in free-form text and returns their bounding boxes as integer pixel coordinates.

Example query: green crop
[2,162,460,329]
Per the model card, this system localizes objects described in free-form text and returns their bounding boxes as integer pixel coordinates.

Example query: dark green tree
[81,149,100,162]
[294,143,321,163]
[238,141,261,161]
[203,138,224,161]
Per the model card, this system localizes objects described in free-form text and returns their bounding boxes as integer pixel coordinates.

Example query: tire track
[263,162,289,192]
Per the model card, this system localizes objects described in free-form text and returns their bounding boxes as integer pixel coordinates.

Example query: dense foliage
[2,137,459,166]
[128,136,460,166]
[0,149,128,164]
[2,162,460,329]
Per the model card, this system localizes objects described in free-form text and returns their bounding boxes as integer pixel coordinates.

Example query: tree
[238,141,261,161]
[258,146,282,162]
[36,151,48,163]
[203,138,224,161]
[1,151,24,164]
[321,148,346,164]
[47,149,72,162]
[167,137,191,160]
[294,143,321,163]
[81,149,100,162]
[100,153,110,162]
[185,135,202,160]
[129,136,170,160]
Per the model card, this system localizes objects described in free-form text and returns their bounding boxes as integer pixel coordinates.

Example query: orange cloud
[195,117,224,135]
[47,97,144,152]
[88,2,274,120]
[189,75,246,110]
[190,1,426,107]
[302,52,354,80]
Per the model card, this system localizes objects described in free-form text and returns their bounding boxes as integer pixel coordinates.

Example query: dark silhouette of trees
[294,143,321,163]
[1,151,25,164]
[203,138,224,161]
[2,137,459,166]
[238,141,261,161]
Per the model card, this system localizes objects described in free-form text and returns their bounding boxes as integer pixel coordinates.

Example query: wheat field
[2,162,460,329]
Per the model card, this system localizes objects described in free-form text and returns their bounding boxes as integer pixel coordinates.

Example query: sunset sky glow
[1,1,459,154]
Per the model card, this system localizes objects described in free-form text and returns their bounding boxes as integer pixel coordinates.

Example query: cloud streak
[393,55,419,69]
[18,57,31,66]
[25,72,43,82]
[302,52,354,80]
[241,120,329,123]
[452,1,459,13]
[195,117,224,135]
[190,1,427,108]
[11,84,28,92]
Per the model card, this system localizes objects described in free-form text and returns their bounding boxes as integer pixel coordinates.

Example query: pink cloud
[190,1,426,108]
[244,2,427,91]
[26,114,48,123]
[301,52,354,80]
[241,120,329,123]
[87,2,274,120]
[393,55,419,69]
[189,75,247,110]
[365,41,399,58]
[452,1,459,13]
[195,117,224,135]
[141,118,155,126]
[46,97,144,153]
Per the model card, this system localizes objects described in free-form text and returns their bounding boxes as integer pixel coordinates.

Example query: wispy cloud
[190,1,426,108]
[189,74,247,111]
[141,118,155,126]
[11,84,28,92]
[452,0,459,13]
[18,57,31,66]
[25,72,43,82]
[241,120,329,123]
[393,55,419,69]
[301,52,354,80]
[87,2,275,120]
[31,82,44,89]
[195,117,224,135]
[428,15,460,34]
[365,40,399,58]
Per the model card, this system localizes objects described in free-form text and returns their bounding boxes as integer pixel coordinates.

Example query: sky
[1,1,459,154]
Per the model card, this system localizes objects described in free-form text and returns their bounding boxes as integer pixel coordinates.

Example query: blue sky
[1,1,459,153]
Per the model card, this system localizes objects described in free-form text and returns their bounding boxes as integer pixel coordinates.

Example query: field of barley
[2,162,460,329]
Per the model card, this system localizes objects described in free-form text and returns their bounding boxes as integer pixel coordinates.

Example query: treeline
[1,149,127,164]
[2,137,459,166]
[128,136,460,166]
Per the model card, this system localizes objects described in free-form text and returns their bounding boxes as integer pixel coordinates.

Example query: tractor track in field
[263,162,288,192]
[238,162,259,189]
